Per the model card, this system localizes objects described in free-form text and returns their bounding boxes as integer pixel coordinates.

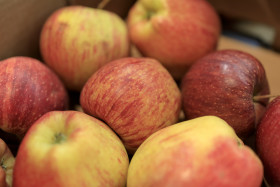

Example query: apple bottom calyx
[53,133,67,144]
[1,159,7,171]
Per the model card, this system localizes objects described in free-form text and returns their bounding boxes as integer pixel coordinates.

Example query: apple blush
[80,57,182,154]
[256,96,280,186]
[127,0,221,80]
[181,49,270,139]
[0,56,69,138]
[40,5,130,91]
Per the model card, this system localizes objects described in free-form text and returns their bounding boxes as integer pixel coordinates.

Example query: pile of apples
[0,0,279,186]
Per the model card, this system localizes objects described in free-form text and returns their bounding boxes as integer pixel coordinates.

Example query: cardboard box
[0,0,279,96]
[0,1,279,102]
[0,0,66,60]
[208,0,280,50]
[69,0,136,18]
[0,0,135,61]
[0,1,279,186]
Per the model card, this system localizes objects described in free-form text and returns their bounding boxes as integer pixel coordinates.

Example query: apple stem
[97,0,110,9]
[253,94,280,101]
[263,177,271,187]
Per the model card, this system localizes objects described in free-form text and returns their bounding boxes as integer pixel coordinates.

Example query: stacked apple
[0,57,69,139]
[256,96,280,186]
[181,49,270,139]
[0,0,278,186]
[40,5,130,91]
[13,111,129,187]
[127,0,221,80]
[0,56,69,187]
[127,116,264,186]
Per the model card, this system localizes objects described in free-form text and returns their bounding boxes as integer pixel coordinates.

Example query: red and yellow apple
[80,57,182,153]
[0,56,68,138]
[13,111,129,187]
[256,96,280,186]
[40,5,130,91]
[127,116,263,187]
[127,0,221,80]
[181,49,270,138]
[0,138,15,187]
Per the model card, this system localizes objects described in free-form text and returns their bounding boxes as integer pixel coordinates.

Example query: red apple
[40,5,130,91]
[13,111,129,187]
[80,57,182,153]
[0,138,14,187]
[127,116,263,187]
[0,56,68,138]
[181,49,270,138]
[127,0,221,80]
[256,96,280,186]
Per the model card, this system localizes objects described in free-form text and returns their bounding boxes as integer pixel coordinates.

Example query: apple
[0,56,69,138]
[13,110,129,187]
[256,96,280,186]
[126,0,221,80]
[80,57,182,153]
[0,138,15,187]
[181,49,270,138]
[40,5,130,91]
[127,116,263,187]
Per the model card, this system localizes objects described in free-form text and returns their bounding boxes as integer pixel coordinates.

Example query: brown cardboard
[0,0,66,60]
[69,0,136,18]
[0,0,136,61]
[208,0,280,50]
[218,36,280,97]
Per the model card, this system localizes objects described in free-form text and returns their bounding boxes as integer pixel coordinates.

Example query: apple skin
[0,138,15,187]
[80,57,182,153]
[127,116,263,187]
[181,49,270,138]
[256,96,280,186]
[13,110,129,187]
[40,5,130,91]
[127,0,221,80]
[0,56,69,138]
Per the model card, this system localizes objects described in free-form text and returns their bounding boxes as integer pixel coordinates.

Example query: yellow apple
[13,111,129,187]
[40,5,130,91]
[127,116,263,187]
